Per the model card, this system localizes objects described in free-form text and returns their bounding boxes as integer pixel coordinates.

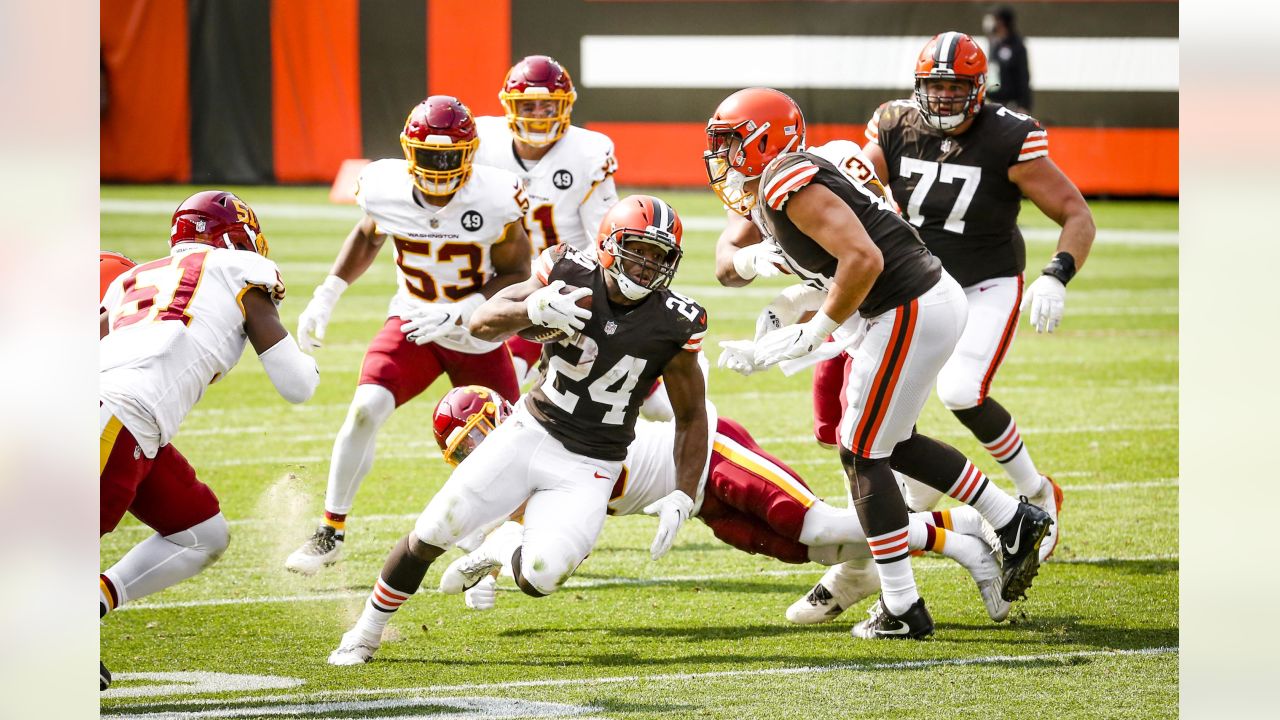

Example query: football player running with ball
[100,192,319,688]
[285,96,533,575]
[857,32,1094,558]
[705,88,1051,640]
[474,55,621,386]
[327,195,709,665]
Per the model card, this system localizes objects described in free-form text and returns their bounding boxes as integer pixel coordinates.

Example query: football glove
[1020,275,1067,333]
[754,312,840,368]
[463,575,497,611]
[718,339,762,377]
[399,294,484,346]
[296,275,348,354]
[526,280,592,333]
[731,241,788,281]
[643,490,695,561]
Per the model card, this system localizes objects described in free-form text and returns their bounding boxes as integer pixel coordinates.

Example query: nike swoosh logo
[1004,516,1025,555]
[875,622,912,636]
[978,284,997,292]
[593,471,610,480]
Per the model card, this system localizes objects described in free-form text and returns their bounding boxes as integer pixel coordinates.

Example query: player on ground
[284,96,533,575]
[474,55,620,386]
[327,196,709,665]
[100,192,318,688]
[431,385,1010,623]
[858,32,1094,559]
[705,88,1051,639]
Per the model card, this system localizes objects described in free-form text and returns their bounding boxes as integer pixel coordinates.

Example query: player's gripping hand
[1021,275,1066,333]
[463,575,497,611]
[643,490,694,560]
[732,241,788,281]
[718,340,761,377]
[753,312,839,368]
[297,275,347,353]
[526,280,592,333]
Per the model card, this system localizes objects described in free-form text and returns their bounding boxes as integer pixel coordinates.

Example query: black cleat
[100,660,111,691]
[997,499,1053,601]
[850,596,934,640]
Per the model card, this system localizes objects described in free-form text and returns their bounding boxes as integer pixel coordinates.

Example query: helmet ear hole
[758,135,768,154]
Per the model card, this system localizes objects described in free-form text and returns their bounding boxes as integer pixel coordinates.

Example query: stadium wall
[100,0,1178,197]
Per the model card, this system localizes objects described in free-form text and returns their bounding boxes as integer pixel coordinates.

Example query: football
[516,283,593,344]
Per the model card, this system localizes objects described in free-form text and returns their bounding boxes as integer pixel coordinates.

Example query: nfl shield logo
[430,218,440,229]
[195,219,207,232]
[604,320,617,335]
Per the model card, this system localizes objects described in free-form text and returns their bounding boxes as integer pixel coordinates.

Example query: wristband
[809,311,840,337]
[1041,252,1077,285]
[453,292,487,323]
[316,274,349,300]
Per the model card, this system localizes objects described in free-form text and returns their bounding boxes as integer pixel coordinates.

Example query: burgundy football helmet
[432,385,514,466]
[499,55,577,146]
[400,95,480,196]
[170,191,269,256]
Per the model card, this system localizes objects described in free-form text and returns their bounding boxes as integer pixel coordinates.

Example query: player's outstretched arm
[245,287,319,404]
[714,211,784,286]
[297,214,384,353]
[468,277,549,342]
[644,350,708,560]
[484,221,534,297]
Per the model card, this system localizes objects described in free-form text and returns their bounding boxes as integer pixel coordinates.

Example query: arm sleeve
[258,334,319,403]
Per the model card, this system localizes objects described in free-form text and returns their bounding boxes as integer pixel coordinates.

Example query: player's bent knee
[936,372,981,411]
[512,546,566,597]
[166,512,230,564]
[349,385,396,429]
[407,532,445,564]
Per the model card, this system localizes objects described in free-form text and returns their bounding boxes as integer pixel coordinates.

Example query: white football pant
[935,275,1022,410]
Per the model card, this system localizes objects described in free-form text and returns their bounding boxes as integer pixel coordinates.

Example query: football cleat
[327,629,380,666]
[285,525,344,576]
[439,548,504,596]
[950,532,1011,622]
[1028,475,1064,561]
[850,596,934,640]
[100,660,111,691]
[996,499,1053,601]
[785,560,880,625]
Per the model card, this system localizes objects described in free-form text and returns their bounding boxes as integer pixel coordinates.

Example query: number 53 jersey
[100,246,286,457]
[356,158,529,354]
[525,245,708,461]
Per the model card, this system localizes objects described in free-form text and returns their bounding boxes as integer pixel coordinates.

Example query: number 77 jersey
[525,244,708,461]
[100,246,286,457]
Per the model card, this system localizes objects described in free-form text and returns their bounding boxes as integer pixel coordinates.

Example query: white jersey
[100,245,285,457]
[356,159,528,354]
[606,402,718,517]
[474,116,618,254]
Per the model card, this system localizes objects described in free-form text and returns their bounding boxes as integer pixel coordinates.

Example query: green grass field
[100,185,1178,719]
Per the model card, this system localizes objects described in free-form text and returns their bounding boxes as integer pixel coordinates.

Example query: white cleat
[327,629,379,666]
[1028,475,1064,562]
[953,534,1011,622]
[439,549,503,595]
[285,526,343,576]
[785,559,880,625]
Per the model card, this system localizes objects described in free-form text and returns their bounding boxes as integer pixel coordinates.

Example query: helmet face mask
[914,32,987,132]
[169,190,269,256]
[432,386,513,466]
[499,56,577,147]
[595,195,684,302]
[400,96,480,197]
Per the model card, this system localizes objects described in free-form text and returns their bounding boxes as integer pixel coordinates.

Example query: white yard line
[103,645,1178,716]
[117,554,1177,612]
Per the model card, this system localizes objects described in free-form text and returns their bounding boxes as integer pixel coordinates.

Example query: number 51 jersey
[525,245,708,461]
[100,246,286,457]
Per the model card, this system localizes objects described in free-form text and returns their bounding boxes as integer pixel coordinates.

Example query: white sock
[102,514,229,606]
[479,521,524,565]
[866,528,918,615]
[918,506,985,537]
[354,576,411,644]
[983,420,1043,497]
[945,461,1018,530]
[798,502,866,547]
[325,384,395,517]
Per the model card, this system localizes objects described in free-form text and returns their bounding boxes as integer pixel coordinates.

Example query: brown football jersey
[525,244,708,461]
[757,151,941,318]
[866,99,1049,287]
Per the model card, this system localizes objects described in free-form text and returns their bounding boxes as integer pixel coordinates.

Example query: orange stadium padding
[428,0,510,116]
[271,0,362,183]
[101,0,190,182]
[589,122,1179,197]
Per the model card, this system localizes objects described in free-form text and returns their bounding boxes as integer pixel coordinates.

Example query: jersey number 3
[898,158,981,234]
[112,252,208,330]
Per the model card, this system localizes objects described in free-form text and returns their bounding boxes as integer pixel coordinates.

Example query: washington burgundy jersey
[525,244,707,461]
[866,99,1049,287]
[757,152,941,318]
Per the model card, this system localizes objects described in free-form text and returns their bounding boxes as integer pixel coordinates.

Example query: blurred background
[101,0,1177,198]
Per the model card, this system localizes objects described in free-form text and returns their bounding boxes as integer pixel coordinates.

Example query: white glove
[399,295,484,346]
[526,280,592,333]
[753,312,840,368]
[463,575,497,611]
[1020,275,1067,333]
[717,339,761,376]
[732,241,787,281]
[296,275,347,354]
[642,490,695,560]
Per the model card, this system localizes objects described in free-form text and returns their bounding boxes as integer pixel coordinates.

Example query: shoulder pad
[761,153,822,211]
